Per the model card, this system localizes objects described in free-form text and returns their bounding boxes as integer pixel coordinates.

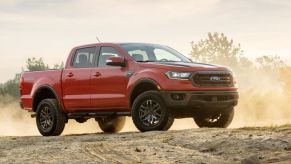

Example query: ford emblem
[210,76,221,81]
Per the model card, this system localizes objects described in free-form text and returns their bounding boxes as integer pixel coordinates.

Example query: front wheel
[96,116,126,133]
[132,91,174,132]
[36,99,66,136]
[193,107,234,128]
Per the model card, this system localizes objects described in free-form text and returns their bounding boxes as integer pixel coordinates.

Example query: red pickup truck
[20,43,238,136]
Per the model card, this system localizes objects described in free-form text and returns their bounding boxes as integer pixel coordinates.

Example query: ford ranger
[19,43,238,136]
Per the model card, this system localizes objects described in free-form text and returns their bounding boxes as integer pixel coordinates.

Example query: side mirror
[106,56,126,67]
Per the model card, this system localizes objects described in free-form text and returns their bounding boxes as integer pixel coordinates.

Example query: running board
[67,112,131,119]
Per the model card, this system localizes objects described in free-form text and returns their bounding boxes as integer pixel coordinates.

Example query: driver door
[90,46,129,110]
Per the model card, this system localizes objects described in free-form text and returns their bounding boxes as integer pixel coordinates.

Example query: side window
[98,47,121,67]
[72,47,95,68]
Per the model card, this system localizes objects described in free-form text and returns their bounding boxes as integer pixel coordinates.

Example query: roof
[72,42,163,49]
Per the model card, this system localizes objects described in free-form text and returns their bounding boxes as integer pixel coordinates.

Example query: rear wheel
[194,107,234,128]
[36,99,66,136]
[96,116,126,133]
[132,91,174,132]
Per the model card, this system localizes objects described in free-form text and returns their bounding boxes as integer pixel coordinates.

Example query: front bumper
[160,90,238,110]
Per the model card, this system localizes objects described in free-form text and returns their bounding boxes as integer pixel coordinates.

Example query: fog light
[171,94,185,101]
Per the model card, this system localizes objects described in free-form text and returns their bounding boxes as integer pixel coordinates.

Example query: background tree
[0,58,62,99]
[0,74,21,98]
[190,32,251,70]
[26,57,49,71]
[256,55,285,70]
[189,32,289,91]
[52,61,64,70]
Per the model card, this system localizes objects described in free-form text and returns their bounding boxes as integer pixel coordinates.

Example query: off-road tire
[132,91,174,132]
[96,116,126,133]
[194,107,234,128]
[36,99,66,136]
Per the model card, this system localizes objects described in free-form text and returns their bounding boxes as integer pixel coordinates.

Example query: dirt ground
[0,126,290,164]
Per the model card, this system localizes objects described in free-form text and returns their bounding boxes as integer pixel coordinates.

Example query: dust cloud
[0,97,38,136]
[0,67,291,136]
[230,67,291,127]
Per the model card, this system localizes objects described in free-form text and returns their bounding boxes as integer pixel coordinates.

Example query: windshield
[120,43,192,63]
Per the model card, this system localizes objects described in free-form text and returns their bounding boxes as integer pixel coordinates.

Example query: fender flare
[128,78,159,105]
[32,85,63,112]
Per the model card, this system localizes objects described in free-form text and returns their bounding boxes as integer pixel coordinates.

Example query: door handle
[66,72,74,77]
[93,72,101,77]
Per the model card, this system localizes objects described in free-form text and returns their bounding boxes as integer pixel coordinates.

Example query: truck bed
[20,70,63,111]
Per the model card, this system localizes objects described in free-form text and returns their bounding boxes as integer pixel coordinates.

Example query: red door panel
[90,67,128,110]
[62,68,91,110]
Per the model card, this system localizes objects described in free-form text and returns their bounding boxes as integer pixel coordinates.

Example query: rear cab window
[72,47,96,68]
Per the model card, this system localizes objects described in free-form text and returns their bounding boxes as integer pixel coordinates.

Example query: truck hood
[139,62,229,71]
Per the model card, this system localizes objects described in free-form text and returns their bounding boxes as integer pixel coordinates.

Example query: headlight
[165,71,191,80]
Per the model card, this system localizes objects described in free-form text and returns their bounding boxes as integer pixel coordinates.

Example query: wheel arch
[32,85,62,112]
[129,78,160,107]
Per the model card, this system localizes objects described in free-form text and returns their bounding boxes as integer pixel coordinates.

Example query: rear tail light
[19,75,24,95]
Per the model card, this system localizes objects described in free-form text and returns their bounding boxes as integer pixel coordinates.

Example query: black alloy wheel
[36,99,66,136]
[132,91,174,132]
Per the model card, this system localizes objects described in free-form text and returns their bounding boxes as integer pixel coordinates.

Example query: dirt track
[0,126,290,164]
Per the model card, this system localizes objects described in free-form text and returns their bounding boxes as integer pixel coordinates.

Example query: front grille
[192,71,233,87]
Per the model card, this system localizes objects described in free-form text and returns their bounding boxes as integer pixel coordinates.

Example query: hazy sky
[0,0,290,82]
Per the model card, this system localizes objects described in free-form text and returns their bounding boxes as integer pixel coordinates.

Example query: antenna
[96,36,101,43]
